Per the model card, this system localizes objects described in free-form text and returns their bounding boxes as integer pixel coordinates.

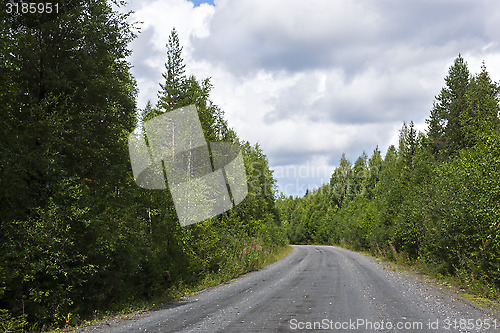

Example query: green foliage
[0,309,26,333]
[421,136,500,280]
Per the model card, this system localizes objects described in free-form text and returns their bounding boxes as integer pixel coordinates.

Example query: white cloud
[131,0,214,51]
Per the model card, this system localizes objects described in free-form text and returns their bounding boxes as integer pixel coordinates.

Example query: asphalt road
[78,245,500,332]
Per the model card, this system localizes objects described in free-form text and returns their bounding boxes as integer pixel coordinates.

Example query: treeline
[278,55,500,289]
[1,3,283,330]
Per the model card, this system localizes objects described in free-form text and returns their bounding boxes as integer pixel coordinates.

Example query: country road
[77,245,500,332]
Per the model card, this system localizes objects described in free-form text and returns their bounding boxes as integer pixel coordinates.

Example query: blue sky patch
[190,0,214,7]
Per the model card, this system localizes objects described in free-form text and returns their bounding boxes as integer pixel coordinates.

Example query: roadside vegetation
[277,54,500,305]
[1,3,286,331]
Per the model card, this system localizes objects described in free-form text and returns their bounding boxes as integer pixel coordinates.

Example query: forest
[3,0,500,331]
[1,1,285,330]
[278,54,500,297]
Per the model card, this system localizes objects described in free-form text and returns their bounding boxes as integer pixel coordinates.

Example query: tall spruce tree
[398,121,417,181]
[427,54,470,158]
[365,146,382,198]
[460,62,500,148]
[157,28,188,112]
[330,154,352,209]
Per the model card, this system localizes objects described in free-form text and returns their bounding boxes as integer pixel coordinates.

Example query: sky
[122,0,500,197]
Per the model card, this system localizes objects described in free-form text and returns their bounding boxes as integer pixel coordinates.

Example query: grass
[180,244,293,298]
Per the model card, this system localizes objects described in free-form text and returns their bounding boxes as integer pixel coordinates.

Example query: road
[77,245,500,332]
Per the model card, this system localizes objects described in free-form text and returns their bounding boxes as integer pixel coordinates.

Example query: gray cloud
[263,67,432,127]
[191,0,495,77]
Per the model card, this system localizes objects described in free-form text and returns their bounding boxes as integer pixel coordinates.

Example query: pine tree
[157,28,188,111]
[460,62,500,148]
[154,28,232,142]
[365,146,382,198]
[352,152,368,196]
[426,54,470,158]
[398,121,417,180]
[330,154,351,209]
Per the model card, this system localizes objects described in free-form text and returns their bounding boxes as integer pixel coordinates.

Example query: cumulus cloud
[124,0,500,196]
[192,0,497,75]
[192,0,383,75]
